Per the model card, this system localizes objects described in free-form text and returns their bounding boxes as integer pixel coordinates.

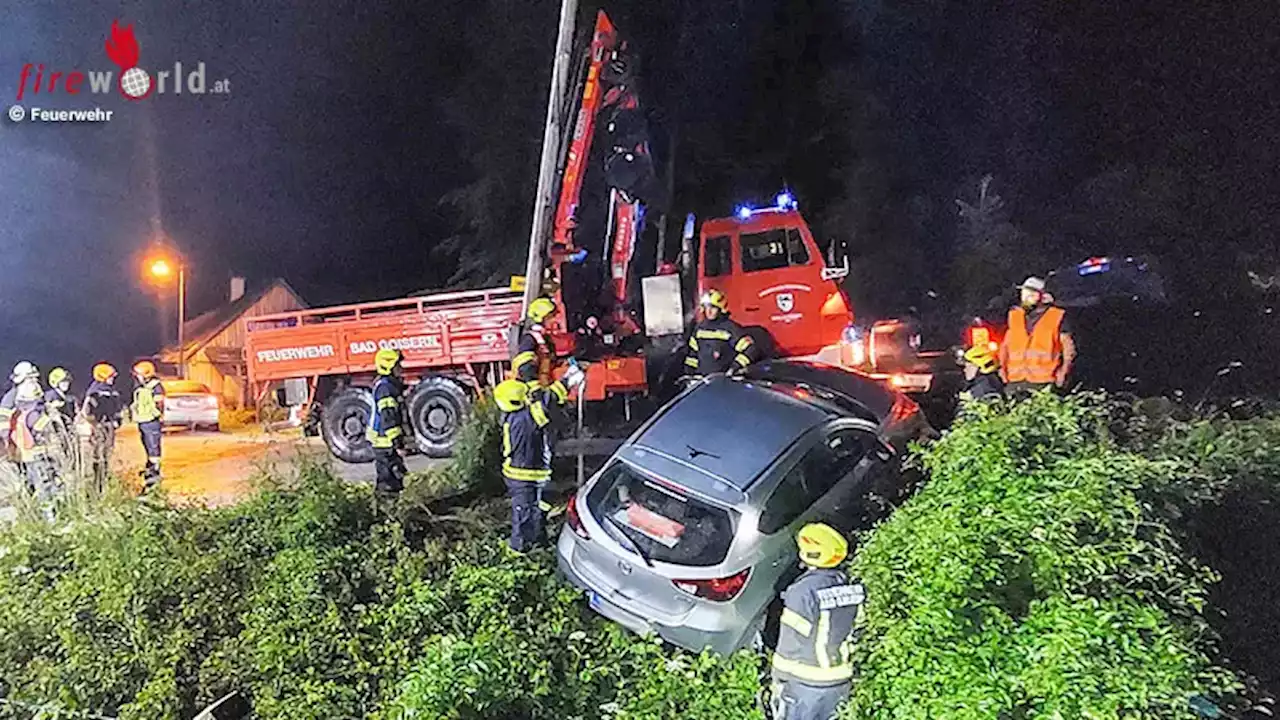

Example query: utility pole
[521,0,580,315]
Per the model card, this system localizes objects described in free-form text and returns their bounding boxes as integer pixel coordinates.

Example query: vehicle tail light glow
[566,493,590,540]
[204,395,219,408]
[672,568,750,602]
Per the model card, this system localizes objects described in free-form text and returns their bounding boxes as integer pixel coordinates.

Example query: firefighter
[45,367,77,426]
[82,363,124,492]
[961,345,1004,401]
[494,365,583,554]
[770,522,865,720]
[367,348,408,503]
[512,296,560,390]
[999,277,1076,394]
[684,289,756,377]
[0,361,41,431]
[6,363,58,519]
[130,361,166,490]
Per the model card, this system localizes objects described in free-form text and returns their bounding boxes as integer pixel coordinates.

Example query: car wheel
[320,387,375,463]
[407,376,471,458]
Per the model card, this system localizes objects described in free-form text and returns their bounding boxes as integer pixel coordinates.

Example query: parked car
[160,380,221,431]
[556,360,935,655]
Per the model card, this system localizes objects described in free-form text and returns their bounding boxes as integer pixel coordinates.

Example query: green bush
[0,456,758,720]
[842,392,1243,720]
[1,391,1274,719]
[401,393,503,510]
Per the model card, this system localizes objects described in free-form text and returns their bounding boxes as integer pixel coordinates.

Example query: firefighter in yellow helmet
[44,367,76,426]
[685,289,756,377]
[83,363,124,491]
[771,523,865,720]
[512,296,561,392]
[960,344,1004,401]
[367,348,408,502]
[130,360,165,490]
[494,363,583,553]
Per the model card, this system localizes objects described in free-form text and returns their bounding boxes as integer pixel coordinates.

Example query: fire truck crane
[245,9,938,463]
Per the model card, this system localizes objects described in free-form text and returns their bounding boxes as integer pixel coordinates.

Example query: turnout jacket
[44,388,77,424]
[772,567,865,686]
[685,315,756,375]
[367,375,407,449]
[83,381,124,425]
[501,383,567,483]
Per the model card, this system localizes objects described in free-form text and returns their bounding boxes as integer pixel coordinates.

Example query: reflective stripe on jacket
[131,379,164,423]
[772,568,864,686]
[1003,306,1066,385]
[685,316,755,375]
[366,376,406,448]
[501,388,554,482]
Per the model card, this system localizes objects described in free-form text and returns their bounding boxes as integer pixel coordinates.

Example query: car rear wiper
[603,512,655,568]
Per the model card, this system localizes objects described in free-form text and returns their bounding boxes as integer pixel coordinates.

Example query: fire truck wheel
[320,388,375,464]
[408,377,472,458]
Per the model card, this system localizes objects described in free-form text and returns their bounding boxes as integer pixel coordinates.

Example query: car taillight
[204,396,219,408]
[566,493,590,540]
[672,568,750,602]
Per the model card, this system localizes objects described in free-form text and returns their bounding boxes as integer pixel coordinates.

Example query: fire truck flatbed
[246,287,521,385]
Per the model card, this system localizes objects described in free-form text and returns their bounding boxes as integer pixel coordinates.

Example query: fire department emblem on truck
[776,293,794,313]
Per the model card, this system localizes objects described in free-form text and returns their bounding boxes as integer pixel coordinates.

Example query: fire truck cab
[696,195,852,359]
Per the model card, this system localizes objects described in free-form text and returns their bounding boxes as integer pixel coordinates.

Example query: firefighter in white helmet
[3,362,59,518]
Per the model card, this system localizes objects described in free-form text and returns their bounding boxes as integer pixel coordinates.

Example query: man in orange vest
[999,276,1076,393]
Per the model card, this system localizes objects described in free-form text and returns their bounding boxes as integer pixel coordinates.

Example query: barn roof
[159,279,305,359]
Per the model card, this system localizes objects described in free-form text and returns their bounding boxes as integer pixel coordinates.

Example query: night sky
[1,0,1276,389]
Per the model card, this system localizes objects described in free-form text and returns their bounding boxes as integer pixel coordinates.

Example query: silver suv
[556,360,933,655]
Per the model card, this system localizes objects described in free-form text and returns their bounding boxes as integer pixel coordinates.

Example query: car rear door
[577,462,741,622]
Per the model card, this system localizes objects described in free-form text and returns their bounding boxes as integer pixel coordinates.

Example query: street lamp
[145,253,187,379]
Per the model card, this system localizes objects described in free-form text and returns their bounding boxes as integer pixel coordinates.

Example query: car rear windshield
[163,381,212,394]
[587,461,738,567]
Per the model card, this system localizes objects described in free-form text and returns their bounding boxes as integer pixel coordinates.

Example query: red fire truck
[245,10,936,462]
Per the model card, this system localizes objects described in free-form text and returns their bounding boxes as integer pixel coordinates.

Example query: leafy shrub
[2,392,1274,720]
[401,393,502,510]
[0,456,757,720]
[842,392,1243,720]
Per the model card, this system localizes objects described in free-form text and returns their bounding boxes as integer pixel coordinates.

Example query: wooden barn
[158,278,307,408]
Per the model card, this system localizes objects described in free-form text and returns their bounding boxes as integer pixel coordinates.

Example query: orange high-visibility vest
[1004,306,1065,385]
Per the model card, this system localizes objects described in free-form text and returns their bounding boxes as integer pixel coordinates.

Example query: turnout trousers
[769,676,851,720]
[138,420,162,487]
[505,478,547,553]
[373,447,406,498]
[89,423,116,492]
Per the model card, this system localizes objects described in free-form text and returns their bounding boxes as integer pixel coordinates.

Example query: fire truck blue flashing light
[736,205,753,220]
[736,192,797,220]
[776,191,796,209]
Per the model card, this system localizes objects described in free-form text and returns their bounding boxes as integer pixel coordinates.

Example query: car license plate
[588,590,604,611]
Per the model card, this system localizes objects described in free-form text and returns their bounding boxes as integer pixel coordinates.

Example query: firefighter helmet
[132,360,156,380]
[374,348,402,376]
[49,367,70,386]
[700,289,729,312]
[10,361,38,383]
[528,297,558,324]
[963,345,999,374]
[493,379,528,413]
[93,363,118,382]
[796,522,848,568]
